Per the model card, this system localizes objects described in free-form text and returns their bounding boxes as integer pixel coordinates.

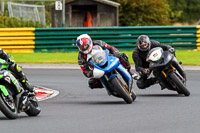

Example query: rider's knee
[9,63,22,73]
[88,78,103,89]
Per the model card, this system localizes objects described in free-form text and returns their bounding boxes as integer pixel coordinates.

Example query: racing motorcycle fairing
[146,47,189,96]
[147,47,174,70]
[88,45,132,96]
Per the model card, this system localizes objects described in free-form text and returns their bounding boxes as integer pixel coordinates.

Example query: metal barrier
[0,28,35,53]
[0,26,199,53]
[34,26,200,52]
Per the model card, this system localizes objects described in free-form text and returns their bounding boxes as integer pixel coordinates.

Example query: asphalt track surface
[0,68,200,133]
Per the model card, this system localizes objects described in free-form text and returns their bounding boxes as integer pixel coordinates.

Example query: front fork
[108,69,133,94]
[162,63,185,81]
[161,64,185,88]
[161,64,175,78]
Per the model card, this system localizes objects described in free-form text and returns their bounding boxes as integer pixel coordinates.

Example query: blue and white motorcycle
[87,45,136,104]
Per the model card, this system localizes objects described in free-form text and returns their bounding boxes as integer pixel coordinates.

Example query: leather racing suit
[78,40,131,89]
[0,49,34,92]
[132,40,181,89]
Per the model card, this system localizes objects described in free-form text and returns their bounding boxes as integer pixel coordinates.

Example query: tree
[0,1,53,27]
[112,0,171,26]
[168,0,200,24]
[179,0,200,23]
[168,0,186,23]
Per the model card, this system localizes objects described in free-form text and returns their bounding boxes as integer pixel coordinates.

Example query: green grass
[9,50,200,65]
[175,50,200,65]
[9,52,79,64]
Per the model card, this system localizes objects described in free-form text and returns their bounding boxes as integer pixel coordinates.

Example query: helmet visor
[140,43,149,49]
[78,43,90,51]
[78,39,92,53]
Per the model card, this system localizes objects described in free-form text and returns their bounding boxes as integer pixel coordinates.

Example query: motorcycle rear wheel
[110,77,133,104]
[25,96,41,116]
[0,92,18,119]
[169,73,190,96]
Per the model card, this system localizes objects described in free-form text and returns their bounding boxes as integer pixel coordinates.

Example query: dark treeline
[112,0,200,26]
[0,0,200,27]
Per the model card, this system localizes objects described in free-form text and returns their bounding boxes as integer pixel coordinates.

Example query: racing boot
[129,69,139,80]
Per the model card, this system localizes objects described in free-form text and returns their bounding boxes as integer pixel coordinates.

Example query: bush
[0,14,44,28]
[113,0,171,26]
[168,0,200,24]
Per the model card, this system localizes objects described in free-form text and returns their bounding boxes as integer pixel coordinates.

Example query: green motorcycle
[0,58,40,119]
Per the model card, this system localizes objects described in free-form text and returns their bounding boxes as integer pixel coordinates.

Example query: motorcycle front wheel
[0,92,18,119]
[110,77,133,104]
[169,73,190,96]
[131,90,137,101]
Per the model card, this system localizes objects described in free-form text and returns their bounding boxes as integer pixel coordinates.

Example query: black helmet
[137,35,151,52]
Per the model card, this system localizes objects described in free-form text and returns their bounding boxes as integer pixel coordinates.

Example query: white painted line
[19,64,200,70]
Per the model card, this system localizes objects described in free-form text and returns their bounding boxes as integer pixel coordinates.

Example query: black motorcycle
[146,47,190,96]
[0,58,41,119]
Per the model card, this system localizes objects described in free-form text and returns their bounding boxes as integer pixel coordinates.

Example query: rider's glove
[142,68,150,75]
[169,48,175,53]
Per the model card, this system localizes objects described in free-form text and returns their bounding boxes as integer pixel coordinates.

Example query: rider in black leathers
[132,35,186,89]
[77,34,132,89]
[0,48,34,93]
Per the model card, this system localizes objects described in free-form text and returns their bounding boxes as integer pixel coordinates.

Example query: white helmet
[76,34,93,54]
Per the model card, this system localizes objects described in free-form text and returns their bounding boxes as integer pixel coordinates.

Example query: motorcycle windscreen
[91,45,107,66]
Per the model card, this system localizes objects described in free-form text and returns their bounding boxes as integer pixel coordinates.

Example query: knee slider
[136,80,146,89]
[10,63,22,73]
[88,78,95,88]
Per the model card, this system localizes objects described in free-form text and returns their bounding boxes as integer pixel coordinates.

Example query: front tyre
[169,73,190,96]
[0,92,18,119]
[25,96,41,116]
[110,77,133,104]
[131,90,136,101]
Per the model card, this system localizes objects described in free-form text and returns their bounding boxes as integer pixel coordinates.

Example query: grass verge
[9,50,200,65]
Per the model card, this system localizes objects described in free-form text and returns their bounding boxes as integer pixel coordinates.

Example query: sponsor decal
[4,77,11,84]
